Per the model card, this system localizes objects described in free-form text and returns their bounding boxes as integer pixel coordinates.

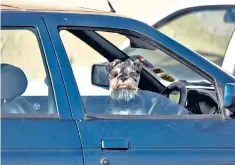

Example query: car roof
[0,3,129,18]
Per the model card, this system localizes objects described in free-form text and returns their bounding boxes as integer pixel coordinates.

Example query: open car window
[97,31,211,87]
[59,28,220,119]
[153,6,235,67]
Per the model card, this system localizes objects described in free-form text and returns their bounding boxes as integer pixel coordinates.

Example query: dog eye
[111,71,118,78]
[130,72,136,77]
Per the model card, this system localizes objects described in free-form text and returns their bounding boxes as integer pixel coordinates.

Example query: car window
[59,29,219,117]
[59,30,109,96]
[155,8,235,67]
[1,28,57,117]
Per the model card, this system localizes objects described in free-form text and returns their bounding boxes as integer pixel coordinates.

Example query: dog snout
[119,75,128,82]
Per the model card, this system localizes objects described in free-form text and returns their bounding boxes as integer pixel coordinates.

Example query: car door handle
[101,139,129,150]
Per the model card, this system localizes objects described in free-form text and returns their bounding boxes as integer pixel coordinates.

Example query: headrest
[1,64,28,100]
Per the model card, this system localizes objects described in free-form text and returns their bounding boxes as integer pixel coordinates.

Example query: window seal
[85,113,223,120]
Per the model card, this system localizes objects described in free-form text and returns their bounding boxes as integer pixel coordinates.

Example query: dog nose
[120,75,127,81]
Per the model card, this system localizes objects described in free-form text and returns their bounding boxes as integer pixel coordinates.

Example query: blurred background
[2,0,193,22]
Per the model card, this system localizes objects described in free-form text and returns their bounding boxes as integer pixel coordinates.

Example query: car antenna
[107,0,116,13]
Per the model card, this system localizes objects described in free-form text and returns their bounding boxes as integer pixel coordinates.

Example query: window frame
[57,27,225,120]
[0,11,73,120]
[1,27,60,119]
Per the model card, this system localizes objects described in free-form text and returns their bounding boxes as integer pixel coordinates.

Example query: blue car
[1,3,235,165]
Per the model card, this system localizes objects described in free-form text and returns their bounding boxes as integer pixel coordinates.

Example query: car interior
[61,29,220,116]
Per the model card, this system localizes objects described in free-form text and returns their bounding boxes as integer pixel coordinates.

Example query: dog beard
[110,88,139,101]
[106,88,145,115]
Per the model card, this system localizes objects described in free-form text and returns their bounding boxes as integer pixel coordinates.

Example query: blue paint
[224,83,235,108]
[83,148,235,165]
[2,119,81,149]
[2,150,83,165]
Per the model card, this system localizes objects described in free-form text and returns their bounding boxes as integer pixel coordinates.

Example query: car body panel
[77,119,235,148]
[2,119,81,148]
[2,150,83,165]
[82,148,235,165]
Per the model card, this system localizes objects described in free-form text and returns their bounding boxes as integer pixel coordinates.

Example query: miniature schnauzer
[106,58,142,101]
[104,58,145,115]
[104,58,191,115]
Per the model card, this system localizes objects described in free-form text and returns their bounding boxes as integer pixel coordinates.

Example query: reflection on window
[156,9,235,66]
[1,29,57,117]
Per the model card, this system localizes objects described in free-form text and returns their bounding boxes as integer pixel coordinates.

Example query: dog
[104,58,145,115]
[105,58,142,100]
[103,58,191,115]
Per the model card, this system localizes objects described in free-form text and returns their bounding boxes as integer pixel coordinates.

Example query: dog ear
[133,61,143,73]
[125,58,142,73]
[105,59,121,73]
[125,58,133,64]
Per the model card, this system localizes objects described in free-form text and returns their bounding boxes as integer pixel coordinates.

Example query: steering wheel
[160,81,187,107]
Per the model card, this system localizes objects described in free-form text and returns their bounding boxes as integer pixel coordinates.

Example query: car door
[153,5,235,74]
[45,13,235,165]
[1,13,83,165]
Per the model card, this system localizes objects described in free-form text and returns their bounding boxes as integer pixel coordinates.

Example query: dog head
[105,58,143,91]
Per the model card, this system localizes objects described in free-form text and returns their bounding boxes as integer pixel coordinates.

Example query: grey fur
[110,88,139,101]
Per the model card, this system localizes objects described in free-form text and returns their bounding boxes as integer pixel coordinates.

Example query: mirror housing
[224,9,235,23]
[91,64,109,87]
[224,83,235,109]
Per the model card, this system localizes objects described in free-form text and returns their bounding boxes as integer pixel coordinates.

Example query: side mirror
[224,83,235,109]
[224,9,235,23]
[91,64,109,87]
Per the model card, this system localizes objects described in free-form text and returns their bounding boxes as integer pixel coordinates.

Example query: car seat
[1,63,31,114]
[1,64,56,115]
